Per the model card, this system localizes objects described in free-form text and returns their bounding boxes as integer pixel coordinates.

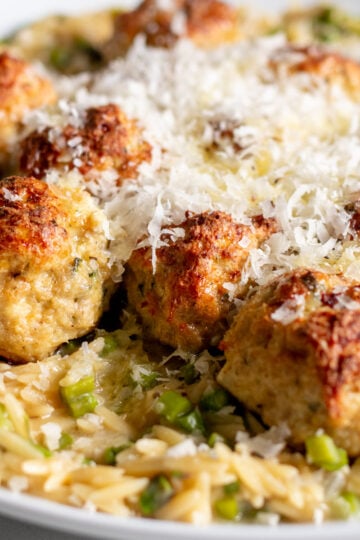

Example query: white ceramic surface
[1,485,360,540]
[1,1,360,539]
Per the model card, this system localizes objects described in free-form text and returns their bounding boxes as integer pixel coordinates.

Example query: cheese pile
[25,33,360,285]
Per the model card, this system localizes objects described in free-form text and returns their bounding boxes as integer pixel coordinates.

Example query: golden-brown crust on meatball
[0,53,56,165]
[184,0,239,46]
[0,52,56,119]
[0,176,67,261]
[345,199,360,240]
[0,176,110,363]
[19,129,59,179]
[105,0,239,58]
[19,104,151,184]
[269,45,360,99]
[124,210,277,353]
[219,268,360,455]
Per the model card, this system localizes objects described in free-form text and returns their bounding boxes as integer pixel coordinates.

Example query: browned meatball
[0,176,110,362]
[105,0,239,58]
[269,45,360,99]
[124,211,276,353]
[345,199,360,239]
[219,268,360,455]
[19,104,152,189]
[0,52,56,171]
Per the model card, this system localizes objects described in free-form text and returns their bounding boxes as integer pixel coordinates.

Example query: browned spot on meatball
[0,176,67,260]
[219,268,360,455]
[20,104,151,186]
[0,52,56,119]
[18,129,60,180]
[185,0,239,46]
[345,200,360,240]
[307,306,360,418]
[269,45,360,99]
[0,53,56,172]
[105,0,239,58]
[124,210,277,353]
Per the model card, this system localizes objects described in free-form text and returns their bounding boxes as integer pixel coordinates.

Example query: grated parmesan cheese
[271,295,306,325]
[166,438,198,457]
[8,475,29,493]
[20,31,360,290]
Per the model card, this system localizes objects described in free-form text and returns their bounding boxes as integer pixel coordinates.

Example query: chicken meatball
[219,268,360,455]
[0,52,56,171]
[19,103,151,196]
[269,45,360,99]
[124,211,276,353]
[105,0,239,58]
[0,176,110,362]
[345,199,360,239]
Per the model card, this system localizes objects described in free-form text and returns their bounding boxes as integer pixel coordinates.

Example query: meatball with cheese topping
[269,45,360,99]
[0,52,56,172]
[105,0,239,59]
[19,103,151,197]
[219,268,360,455]
[124,211,277,353]
[0,176,110,363]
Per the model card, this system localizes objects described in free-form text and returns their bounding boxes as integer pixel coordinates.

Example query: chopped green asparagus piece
[175,408,205,435]
[329,492,360,519]
[139,475,174,516]
[200,388,230,411]
[32,442,52,458]
[61,375,95,399]
[67,393,98,419]
[305,433,348,471]
[156,391,192,423]
[156,391,206,434]
[60,376,98,418]
[215,496,239,520]
[342,492,360,514]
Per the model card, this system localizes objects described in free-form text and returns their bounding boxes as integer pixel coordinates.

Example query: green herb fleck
[223,480,240,495]
[103,443,132,466]
[179,363,198,384]
[208,432,225,448]
[139,371,160,390]
[101,335,118,357]
[58,432,73,450]
[72,257,82,273]
[49,47,72,70]
[32,443,52,458]
[200,388,230,412]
